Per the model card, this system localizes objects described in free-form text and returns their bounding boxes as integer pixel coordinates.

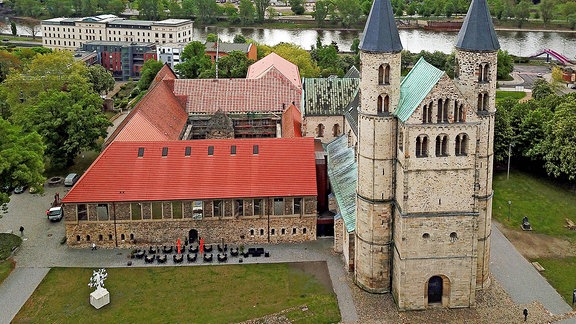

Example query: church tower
[454,0,500,289]
[354,0,402,293]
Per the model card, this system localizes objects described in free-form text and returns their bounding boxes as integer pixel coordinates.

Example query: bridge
[530,49,573,65]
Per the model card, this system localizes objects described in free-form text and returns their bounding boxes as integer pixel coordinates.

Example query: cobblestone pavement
[1,186,575,323]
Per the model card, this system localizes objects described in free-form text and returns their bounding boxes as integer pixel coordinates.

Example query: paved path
[0,267,49,324]
[491,224,574,315]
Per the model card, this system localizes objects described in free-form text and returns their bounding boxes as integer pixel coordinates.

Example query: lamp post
[507,142,512,180]
[507,200,512,222]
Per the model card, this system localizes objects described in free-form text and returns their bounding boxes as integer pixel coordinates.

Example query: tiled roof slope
[107,79,188,144]
[302,77,359,116]
[344,66,360,78]
[205,42,251,54]
[360,0,403,52]
[173,68,301,114]
[395,57,444,122]
[326,136,357,233]
[344,90,360,135]
[150,63,177,89]
[456,0,500,52]
[282,104,302,138]
[247,52,301,89]
[63,138,317,203]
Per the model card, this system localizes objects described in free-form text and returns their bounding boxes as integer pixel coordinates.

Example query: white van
[64,173,79,187]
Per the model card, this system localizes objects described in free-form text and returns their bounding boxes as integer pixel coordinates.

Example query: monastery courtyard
[1,185,575,323]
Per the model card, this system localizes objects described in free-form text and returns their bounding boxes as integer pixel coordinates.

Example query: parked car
[64,173,80,187]
[47,206,63,222]
[13,185,27,194]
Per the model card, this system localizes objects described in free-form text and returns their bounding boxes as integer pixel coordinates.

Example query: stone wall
[302,115,345,143]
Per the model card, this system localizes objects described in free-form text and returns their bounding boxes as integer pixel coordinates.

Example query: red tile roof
[62,138,317,203]
[282,104,302,138]
[247,52,302,89]
[106,77,188,144]
[150,63,177,89]
[173,68,301,114]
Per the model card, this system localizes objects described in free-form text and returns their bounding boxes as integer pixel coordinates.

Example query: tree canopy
[138,59,164,90]
[174,41,212,79]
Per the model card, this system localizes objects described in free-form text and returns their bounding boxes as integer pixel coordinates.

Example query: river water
[3,22,575,59]
[197,26,576,59]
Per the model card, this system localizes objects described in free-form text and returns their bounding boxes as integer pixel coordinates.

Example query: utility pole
[215,32,219,79]
[507,142,512,180]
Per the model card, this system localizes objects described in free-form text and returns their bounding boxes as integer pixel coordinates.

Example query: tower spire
[359,0,403,52]
[455,0,500,51]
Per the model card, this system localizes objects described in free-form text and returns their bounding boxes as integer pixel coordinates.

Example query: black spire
[455,0,500,51]
[359,0,403,53]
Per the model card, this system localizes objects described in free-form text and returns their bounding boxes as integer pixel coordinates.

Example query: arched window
[378,95,390,113]
[422,104,430,123]
[454,101,465,123]
[435,134,448,157]
[98,234,103,241]
[478,63,489,82]
[455,133,468,156]
[86,235,91,242]
[436,99,443,123]
[317,123,325,137]
[416,135,428,158]
[378,64,390,85]
[443,99,449,123]
[377,95,383,114]
[477,93,488,111]
[333,123,341,137]
[120,234,125,241]
[483,93,489,111]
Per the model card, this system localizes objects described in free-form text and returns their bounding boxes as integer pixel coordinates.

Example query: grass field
[0,259,14,286]
[13,264,340,323]
[492,170,576,241]
[496,91,527,102]
[534,257,576,305]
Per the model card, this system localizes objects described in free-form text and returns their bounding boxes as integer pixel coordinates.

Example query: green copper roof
[326,136,357,233]
[302,78,359,116]
[394,57,444,122]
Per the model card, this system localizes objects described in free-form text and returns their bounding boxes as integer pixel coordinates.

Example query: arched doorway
[188,229,198,244]
[427,276,443,304]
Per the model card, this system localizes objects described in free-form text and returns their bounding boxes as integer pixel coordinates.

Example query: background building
[82,41,157,80]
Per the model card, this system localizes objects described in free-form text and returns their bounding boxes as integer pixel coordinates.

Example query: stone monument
[88,268,110,309]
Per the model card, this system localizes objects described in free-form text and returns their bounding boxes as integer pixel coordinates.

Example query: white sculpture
[89,268,110,309]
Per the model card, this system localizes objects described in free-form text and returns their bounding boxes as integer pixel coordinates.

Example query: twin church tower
[355,0,499,309]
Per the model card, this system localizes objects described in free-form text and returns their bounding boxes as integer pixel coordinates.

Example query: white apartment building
[156,43,187,69]
[42,15,194,51]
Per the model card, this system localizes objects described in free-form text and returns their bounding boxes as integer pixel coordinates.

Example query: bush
[0,233,22,261]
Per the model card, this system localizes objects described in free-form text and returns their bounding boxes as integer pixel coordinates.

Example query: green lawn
[0,259,14,286]
[496,91,526,102]
[13,264,340,323]
[534,257,576,305]
[0,233,22,260]
[493,170,576,241]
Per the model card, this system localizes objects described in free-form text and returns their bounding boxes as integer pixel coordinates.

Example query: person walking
[92,242,97,250]
[523,308,528,321]
[19,226,24,237]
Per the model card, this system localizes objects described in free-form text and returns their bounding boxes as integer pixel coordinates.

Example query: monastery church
[332,0,500,310]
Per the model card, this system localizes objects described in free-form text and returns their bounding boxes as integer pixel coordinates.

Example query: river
[198,26,576,58]
[2,22,575,59]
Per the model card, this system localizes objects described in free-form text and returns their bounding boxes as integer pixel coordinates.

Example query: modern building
[329,0,499,310]
[82,41,157,80]
[42,15,193,51]
[156,43,186,69]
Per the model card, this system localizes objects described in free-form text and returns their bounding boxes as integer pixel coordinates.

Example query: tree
[333,0,363,28]
[493,100,514,163]
[45,0,73,18]
[196,0,219,24]
[182,0,197,16]
[106,0,127,16]
[138,59,164,90]
[233,34,247,44]
[21,85,110,167]
[13,0,44,18]
[87,64,115,95]
[10,21,17,36]
[542,100,576,180]
[289,0,305,15]
[497,50,514,80]
[16,17,42,41]
[216,51,254,78]
[0,118,45,205]
[174,41,212,79]
[539,0,555,24]
[239,0,256,24]
[514,0,531,28]
[312,0,333,27]
[206,33,220,42]
[259,43,320,78]
[0,51,22,83]
[137,0,163,20]
[532,78,553,100]
[254,0,271,22]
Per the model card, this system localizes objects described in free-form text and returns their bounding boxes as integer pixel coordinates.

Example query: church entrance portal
[427,276,443,304]
[188,229,198,244]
